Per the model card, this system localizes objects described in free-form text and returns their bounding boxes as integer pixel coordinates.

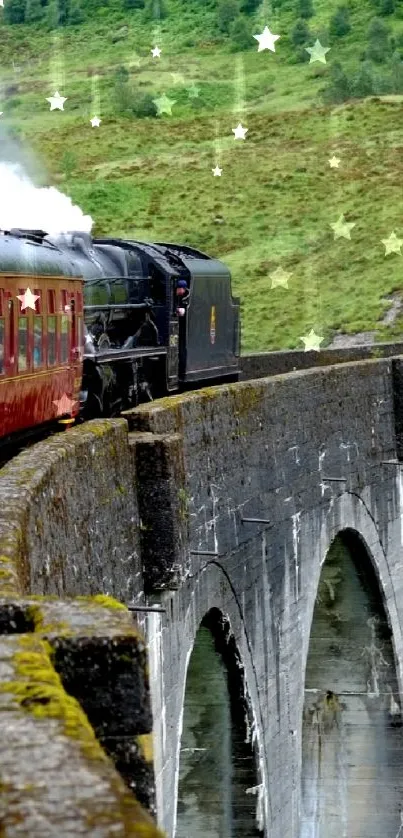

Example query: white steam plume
[0,161,93,234]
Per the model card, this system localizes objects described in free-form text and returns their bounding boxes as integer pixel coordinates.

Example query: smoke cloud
[0,161,93,234]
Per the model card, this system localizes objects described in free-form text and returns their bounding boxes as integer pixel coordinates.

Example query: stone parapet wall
[0,594,164,837]
[240,341,403,380]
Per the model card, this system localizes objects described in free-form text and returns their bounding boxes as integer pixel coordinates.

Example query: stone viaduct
[2,342,403,837]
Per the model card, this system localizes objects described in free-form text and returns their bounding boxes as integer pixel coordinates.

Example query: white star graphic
[253,25,280,52]
[187,85,200,98]
[0,112,3,116]
[0,1,4,8]
[300,329,324,352]
[232,123,248,140]
[329,155,340,168]
[46,91,67,111]
[212,165,222,176]
[330,214,355,240]
[90,116,101,127]
[17,288,40,311]
[151,46,161,58]
[153,94,176,116]
[381,231,403,255]
[270,267,292,289]
[305,39,330,64]
[53,393,77,417]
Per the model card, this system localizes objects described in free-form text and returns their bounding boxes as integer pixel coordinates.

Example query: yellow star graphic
[153,94,176,116]
[300,329,324,352]
[381,231,403,256]
[270,267,292,289]
[330,214,356,240]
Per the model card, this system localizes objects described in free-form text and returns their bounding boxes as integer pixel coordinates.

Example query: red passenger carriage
[0,240,84,439]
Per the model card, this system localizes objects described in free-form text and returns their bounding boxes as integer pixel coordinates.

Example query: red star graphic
[53,394,77,417]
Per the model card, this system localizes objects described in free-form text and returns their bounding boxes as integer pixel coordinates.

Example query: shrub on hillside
[3,0,26,24]
[68,0,84,24]
[322,61,351,103]
[25,0,45,22]
[350,63,376,96]
[366,17,391,62]
[130,90,157,117]
[389,49,403,91]
[296,0,314,18]
[379,0,395,14]
[142,0,167,21]
[230,14,252,50]
[240,0,260,14]
[329,6,351,38]
[291,19,310,47]
[217,0,239,33]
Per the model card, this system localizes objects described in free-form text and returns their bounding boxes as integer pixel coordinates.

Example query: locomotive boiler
[0,228,241,443]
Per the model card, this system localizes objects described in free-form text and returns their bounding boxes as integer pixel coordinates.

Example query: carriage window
[61,315,69,362]
[47,315,56,365]
[33,316,42,368]
[48,289,56,314]
[0,318,4,374]
[18,317,27,371]
[77,315,83,351]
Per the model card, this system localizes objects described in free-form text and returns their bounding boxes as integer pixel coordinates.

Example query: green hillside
[1,0,403,351]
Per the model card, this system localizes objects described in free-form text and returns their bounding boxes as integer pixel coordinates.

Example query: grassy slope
[1,0,403,351]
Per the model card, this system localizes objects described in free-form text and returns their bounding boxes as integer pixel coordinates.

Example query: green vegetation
[2,0,403,351]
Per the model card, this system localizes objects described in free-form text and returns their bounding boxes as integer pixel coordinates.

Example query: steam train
[0,228,241,443]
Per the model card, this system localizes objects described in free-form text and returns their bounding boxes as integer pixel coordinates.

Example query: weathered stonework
[2,353,403,837]
[0,596,165,837]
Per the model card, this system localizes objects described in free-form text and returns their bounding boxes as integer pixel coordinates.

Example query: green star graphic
[153,94,177,116]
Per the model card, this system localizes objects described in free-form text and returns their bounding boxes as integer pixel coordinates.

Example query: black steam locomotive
[0,229,241,436]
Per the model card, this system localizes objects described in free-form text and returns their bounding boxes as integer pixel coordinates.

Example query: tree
[3,0,26,23]
[329,6,351,38]
[297,0,314,19]
[379,0,395,14]
[389,49,403,91]
[25,0,45,21]
[217,0,239,33]
[68,0,84,23]
[123,0,144,7]
[322,61,350,103]
[366,17,391,62]
[142,0,167,21]
[230,14,252,50]
[46,0,60,27]
[351,63,375,96]
[291,19,310,47]
[240,0,260,13]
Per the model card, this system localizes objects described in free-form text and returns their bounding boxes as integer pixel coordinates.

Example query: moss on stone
[0,635,107,763]
[78,594,128,611]
[136,733,153,763]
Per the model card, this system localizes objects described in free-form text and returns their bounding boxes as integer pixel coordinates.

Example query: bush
[124,0,144,6]
[379,0,395,14]
[68,0,84,23]
[240,0,260,13]
[142,0,167,21]
[3,0,26,23]
[329,6,351,38]
[230,14,252,50]
[291,19,310,47]
[297,0,314,17]
[366,18,392,62]
[131,90,157,117]
[351,63,375,96]
[322,61,350,103]
[217,0,239,33]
